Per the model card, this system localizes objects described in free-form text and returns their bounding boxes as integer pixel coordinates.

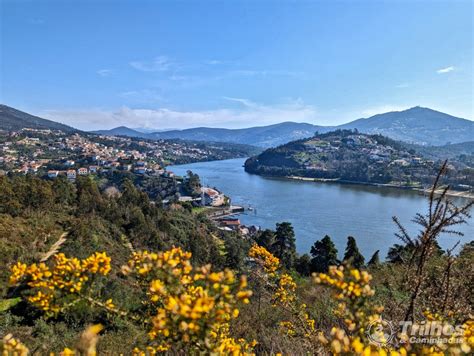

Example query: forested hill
[0,105,77,133]
[244,130,474,188]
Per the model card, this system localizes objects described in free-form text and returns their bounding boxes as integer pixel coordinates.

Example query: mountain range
[1,104,473,147]
[94,107,474,147]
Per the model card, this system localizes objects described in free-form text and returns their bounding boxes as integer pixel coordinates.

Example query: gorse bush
[6,247,255,355]
[4,245,473,355]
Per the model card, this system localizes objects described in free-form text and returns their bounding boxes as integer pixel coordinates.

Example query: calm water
[171,158,474,259]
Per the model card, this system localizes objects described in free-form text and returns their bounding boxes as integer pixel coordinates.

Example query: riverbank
[170,158,474,257]
[286,175,474,200]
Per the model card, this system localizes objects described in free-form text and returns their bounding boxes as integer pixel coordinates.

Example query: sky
[1,0,472,130]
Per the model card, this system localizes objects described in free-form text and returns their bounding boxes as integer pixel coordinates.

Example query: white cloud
[168,74,189,81]
[205,60,222,65]
[130,56,173,72]
[361,105,410,117]
[222,96,257,108]
[97,69,113,77]
[436,66,455,74]
[119,89,164,104]
[40,99,317,131]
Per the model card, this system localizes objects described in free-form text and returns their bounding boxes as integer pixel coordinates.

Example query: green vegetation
[1,165,473,355]
[342,236,365,269]
[245,130,474,190]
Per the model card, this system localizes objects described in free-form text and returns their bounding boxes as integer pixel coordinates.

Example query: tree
[367,250,380,267]
[183,171,201,197]
[0,176,20,215]
[255,229,275,250]
[342,236,365,269]
[52,176,76,206]
[295,254,311,276]
[271,222,296,269]
[76,177,103,214]
[386,243,414,264]
[310,235,339,273]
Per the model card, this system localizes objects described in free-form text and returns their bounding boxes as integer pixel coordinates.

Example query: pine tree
[367,250,380,267]
[255,229,275,251]
[342,236,365,269]
[310,235,339,273]
[271,222,296,269]
[295,254,312,276]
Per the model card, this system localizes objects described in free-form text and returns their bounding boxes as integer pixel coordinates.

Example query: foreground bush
[2,246,473,355]
[4,247,254,355]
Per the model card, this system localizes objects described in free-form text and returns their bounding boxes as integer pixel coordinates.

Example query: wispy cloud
[229,69,303,78]
[130,56,173,72]
[40,99,317,131]
[119,89,164,104]
[205,60,223,65]
[361,105,409,117]
[222,96,257,108]
[97,69,113,77]
[436,66,455,74]
[395,83,410,89]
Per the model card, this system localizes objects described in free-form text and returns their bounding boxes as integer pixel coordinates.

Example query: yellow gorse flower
[9,252,111,316]
[248,246,318,347]
[248,244,279,276]
[123,247,255,354]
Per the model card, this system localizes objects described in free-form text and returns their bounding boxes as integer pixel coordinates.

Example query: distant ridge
[93,121,322,147]
[1,104,472,147]
[94,126,144,137]
[337,106,474,145]
[0,104,77,133]
[94,106,474,147]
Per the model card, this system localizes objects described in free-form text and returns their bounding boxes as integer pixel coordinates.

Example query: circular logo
[366,318,396,347]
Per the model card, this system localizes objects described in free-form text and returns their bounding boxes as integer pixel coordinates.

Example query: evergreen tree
[310,235,339,273]
[76,176,103,214]
[271,222,296,269]
[342,236,365,269]
[386,243,413,263]
[255,229,275,250]
[295,254,312,276]
[0,176,20,215]
[183,171,201,197]
[367,250,380,267]
[52,176,76,206]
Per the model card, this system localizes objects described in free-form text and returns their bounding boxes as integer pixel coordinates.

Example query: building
[201,187,225,206]
[48,170,59,178]
[219,218,241,231]
[67,169,77,180]
[78,167,88,176]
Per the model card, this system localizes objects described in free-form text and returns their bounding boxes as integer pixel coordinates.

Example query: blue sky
[1,0,472,130]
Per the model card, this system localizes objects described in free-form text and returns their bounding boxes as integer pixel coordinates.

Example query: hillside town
[0,128,259,233]
[0,128,254,177]
[301,133,432,170]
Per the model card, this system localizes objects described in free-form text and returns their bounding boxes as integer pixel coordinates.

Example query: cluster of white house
[47,165,99,180]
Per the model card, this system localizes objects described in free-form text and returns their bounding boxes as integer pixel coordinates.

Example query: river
[170,158,474,259]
